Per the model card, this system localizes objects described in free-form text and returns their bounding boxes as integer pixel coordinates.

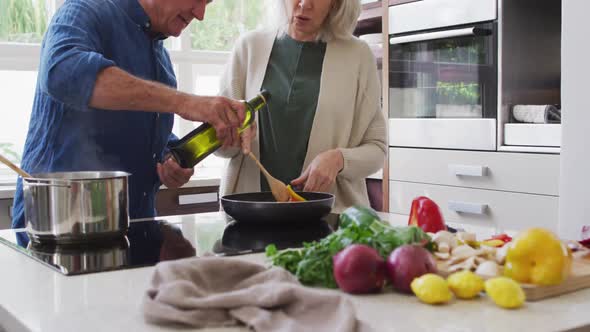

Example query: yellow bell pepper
[504,228,572,286]
[479,239,506,248]
[286,185,306,202]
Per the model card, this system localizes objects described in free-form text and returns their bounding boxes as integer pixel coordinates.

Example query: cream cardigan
[216,29,386,213]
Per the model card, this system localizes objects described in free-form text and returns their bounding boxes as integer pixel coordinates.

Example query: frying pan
[221,192,334,224]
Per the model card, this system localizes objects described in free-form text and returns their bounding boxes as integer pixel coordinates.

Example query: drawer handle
[448,201,488,215]
[178,192,218,205]
[448,164,488,177]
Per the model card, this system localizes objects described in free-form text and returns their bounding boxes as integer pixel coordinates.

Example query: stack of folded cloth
[512,104,561,124]
[142,257,373,332]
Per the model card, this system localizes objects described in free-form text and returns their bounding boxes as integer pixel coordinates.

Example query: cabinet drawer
[389,148,560,196]
[389,181,559,232]
[156,186,219,217]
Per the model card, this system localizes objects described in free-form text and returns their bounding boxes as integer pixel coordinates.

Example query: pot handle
[24,180,71,189]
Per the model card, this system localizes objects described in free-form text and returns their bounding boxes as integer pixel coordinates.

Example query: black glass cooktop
[0,213,339,276]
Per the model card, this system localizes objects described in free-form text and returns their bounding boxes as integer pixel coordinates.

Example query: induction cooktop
[0,213,339,276]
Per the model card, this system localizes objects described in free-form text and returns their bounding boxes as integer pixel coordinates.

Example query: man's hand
[157,158,194,189]
[290,149,344,193]
[177,96,246,148]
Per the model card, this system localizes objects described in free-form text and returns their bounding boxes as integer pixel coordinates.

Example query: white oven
[388,0,498,150]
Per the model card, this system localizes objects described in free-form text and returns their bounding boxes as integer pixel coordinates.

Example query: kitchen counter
[1,212,588,332]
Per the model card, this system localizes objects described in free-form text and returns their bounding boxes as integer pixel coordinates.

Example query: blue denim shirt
[12,0,177,228]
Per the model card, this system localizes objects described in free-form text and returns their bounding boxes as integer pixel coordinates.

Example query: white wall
[558,0,590,239]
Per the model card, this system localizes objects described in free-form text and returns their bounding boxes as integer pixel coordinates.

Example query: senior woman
[217,0,386,212]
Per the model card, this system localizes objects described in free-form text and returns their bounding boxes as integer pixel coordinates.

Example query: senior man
[12,0,245,228]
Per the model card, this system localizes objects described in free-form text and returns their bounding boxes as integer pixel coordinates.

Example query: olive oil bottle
[168,90,270,168]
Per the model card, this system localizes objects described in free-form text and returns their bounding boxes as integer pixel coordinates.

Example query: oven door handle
[390,27,490,45]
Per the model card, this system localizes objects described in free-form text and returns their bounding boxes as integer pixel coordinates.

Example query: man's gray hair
[265,0,361,42]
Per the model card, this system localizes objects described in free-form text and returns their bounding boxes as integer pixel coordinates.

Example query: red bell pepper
[490,233,512,243]
[480,233,512,247]
[407,196,447,233]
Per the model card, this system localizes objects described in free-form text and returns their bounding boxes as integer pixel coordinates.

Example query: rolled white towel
[512,105,560,124]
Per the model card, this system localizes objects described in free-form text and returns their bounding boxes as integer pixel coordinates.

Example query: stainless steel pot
[23,171,130,244]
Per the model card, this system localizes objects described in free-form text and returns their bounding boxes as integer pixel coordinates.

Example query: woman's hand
[240,121,257,154]
[157,158,194,189]
[291,149,344,192]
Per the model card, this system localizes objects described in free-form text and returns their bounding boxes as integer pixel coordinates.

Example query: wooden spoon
[0,153,31,178]
[247,152,290,202]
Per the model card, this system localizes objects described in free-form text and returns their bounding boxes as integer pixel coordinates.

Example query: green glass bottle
[168,90,270,168]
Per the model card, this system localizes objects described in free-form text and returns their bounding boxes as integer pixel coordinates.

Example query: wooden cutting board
[437,254,590,301]
[521,256,590,301]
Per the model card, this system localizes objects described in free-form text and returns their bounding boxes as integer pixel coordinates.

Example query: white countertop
[1,212,589,332]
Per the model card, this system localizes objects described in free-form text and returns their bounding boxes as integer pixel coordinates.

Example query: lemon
[447,270,484,299]
[411,274,453,305]
[484,277,526,309]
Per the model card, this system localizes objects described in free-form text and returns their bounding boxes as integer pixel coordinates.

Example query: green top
[259,34,327,191]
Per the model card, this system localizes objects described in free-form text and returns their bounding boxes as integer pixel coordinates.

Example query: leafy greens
[265,206,433,288]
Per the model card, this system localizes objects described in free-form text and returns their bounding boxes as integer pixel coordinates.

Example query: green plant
[436,82,480,105]
[0,143,21,163]
[0,0,48,43]
[435,38,485,64]
[190,0,263,51]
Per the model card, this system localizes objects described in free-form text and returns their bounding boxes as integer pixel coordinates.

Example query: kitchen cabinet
[388,148,560,232]
[389,148,560,196]
[155,186,220,217]
[389,180,559,232]
[0,199,12,229]
[558,0,590,239]
[384,0,562,232]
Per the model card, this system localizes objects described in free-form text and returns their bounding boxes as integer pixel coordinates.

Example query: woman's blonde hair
[265,0,361,42]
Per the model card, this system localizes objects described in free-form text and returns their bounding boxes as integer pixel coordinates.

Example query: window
[0,0,51,43]
[190,0,264,51]
[0,70,36,163]
[0,0,264,183]
[0,0,53,183]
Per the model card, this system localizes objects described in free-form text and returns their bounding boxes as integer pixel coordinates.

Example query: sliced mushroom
[450,245,478,258]
[457,232,476,243]
[478,245,497,260]
[474,256,488,265]
[438,242,450,253]
[447,256,478,273]
[475,261,500,278]
[432,231,455,244]
[434,252,451,260]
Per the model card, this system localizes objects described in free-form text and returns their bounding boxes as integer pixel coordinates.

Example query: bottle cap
[259,90,271,104]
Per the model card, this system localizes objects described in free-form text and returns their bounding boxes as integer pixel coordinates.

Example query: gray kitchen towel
[512,104,561,123]
[142,257,373,332]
